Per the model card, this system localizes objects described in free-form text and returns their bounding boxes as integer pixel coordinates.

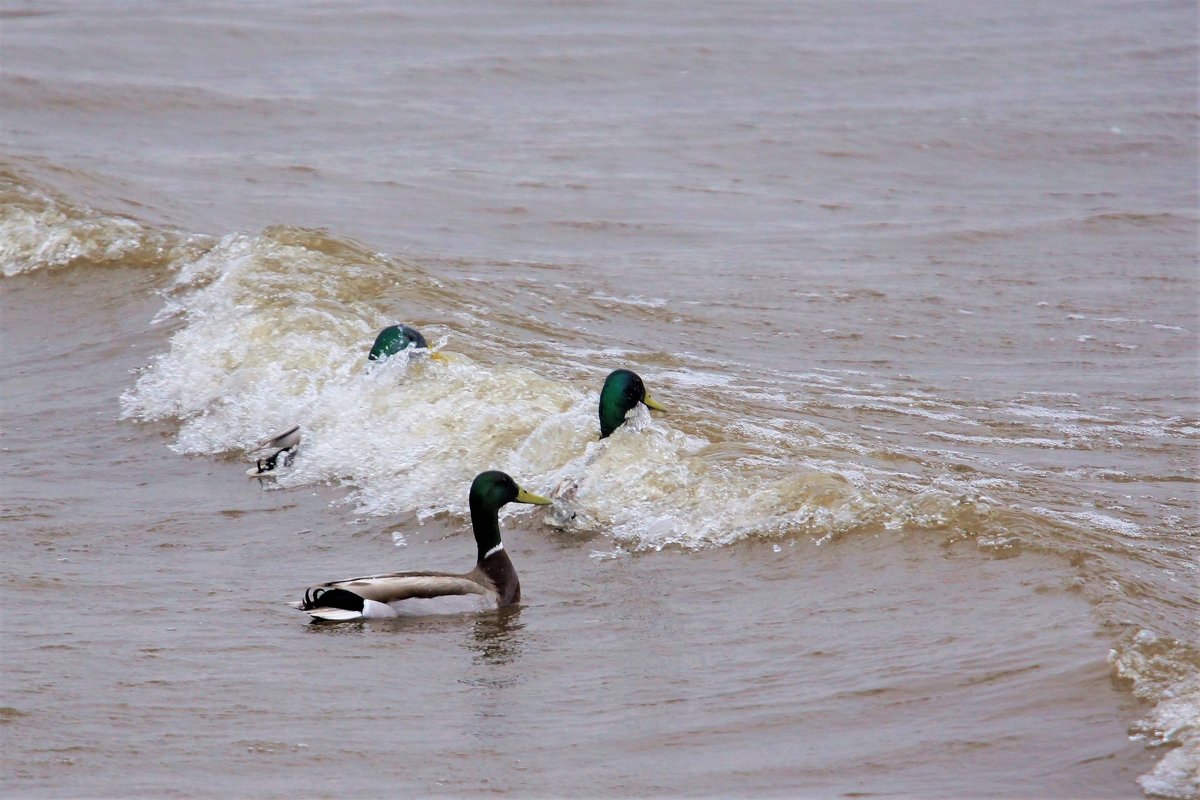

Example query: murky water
[2,1,1196,797]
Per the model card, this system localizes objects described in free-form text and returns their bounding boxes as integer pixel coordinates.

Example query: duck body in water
[291,471,550,620]
[247,424,301,476]
[248,324,443,476]
[545,369,668,527]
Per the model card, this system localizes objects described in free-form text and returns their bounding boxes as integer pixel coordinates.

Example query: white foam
[119,225,1186,557]
[1031,506,1147,538]
[0,183,207,276]
[1001,405,1110,423]
[1110,635,1200,800]
[588,293,668,308]
[927,431,1071,449]
[120,230,914,550]
[1065,511,1147,538]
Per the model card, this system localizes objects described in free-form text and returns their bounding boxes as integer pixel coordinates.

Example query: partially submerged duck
[599,368,667,438]
[248,324,443,476]
[247,424,301,476]
[291,470,551,621]
[368,323,447,362]
[546,369,668,526]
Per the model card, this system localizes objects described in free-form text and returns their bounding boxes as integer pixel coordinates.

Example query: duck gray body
[290,548,519,620]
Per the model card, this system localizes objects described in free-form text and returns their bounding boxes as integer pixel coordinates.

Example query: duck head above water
[367,324,447,362]
[598,369,667,439]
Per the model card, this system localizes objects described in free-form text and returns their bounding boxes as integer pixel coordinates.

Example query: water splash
[0,168,208,276]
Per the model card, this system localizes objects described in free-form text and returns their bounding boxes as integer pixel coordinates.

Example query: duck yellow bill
[516,487,552,505]
[429,351,450,363]
[643,394,668,412]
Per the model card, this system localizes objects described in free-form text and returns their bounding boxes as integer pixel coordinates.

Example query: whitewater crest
[118,225,1013,552]
[1111,630,1200,800]
[0,168,209,276]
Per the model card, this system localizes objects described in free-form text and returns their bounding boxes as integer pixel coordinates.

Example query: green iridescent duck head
[468,470,551,560]
[598,369,667,439]
[367,324,446,362]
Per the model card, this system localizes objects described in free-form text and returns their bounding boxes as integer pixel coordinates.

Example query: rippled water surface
[2,1,1197,797]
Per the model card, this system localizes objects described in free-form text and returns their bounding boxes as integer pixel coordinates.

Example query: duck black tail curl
[300,587,364,613]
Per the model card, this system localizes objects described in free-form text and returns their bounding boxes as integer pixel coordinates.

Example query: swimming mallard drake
[544,370,668,524]
[291,470,551,620]
[247,324,443,476]
[599,368,667,438]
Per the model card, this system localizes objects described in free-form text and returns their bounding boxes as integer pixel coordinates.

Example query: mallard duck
[599,368,667,438]
[247,325,444,476]
[246,424,301,476]
[545,370,668,526]
[291,470,550,620]
[368,323,448,362]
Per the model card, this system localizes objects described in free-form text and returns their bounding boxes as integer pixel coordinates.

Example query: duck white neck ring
[483,543,504,559]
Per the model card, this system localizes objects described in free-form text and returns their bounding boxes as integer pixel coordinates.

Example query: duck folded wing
[290,572,495,621]
[254,425,301,451]
[295,571,490,605]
